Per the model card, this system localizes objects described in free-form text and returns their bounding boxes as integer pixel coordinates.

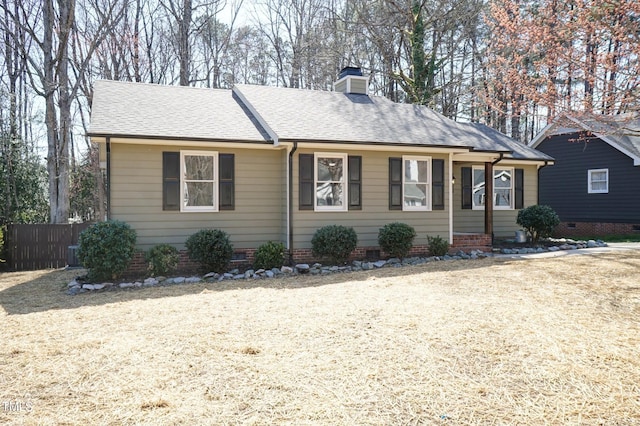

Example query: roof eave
[87,132,272,145]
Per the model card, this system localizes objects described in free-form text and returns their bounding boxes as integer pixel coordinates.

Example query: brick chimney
[333,67,369,95]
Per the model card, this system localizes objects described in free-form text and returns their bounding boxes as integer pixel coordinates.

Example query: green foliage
[145,244,180,277]
[0,133,49,224]
[378,222,416,259]
[427,235,449,257]
[517,205,560,244]
[253,241,285,270]
[185,229,234,272]
[77,220,137,282]
[311,225,358,264]
[70,145,103,222]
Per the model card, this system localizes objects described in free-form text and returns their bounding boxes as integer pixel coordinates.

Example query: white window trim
[472,166,515,211]
[180,150,218,212]
[314,152,348,212]
[402,155,432,211]
[588,168,609,194]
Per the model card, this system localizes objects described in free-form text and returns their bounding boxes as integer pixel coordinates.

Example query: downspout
[448,152,454,247]
[492,152,504,166]
[288,141,298,265]
[537,160,550,205]
[106,137,111,220]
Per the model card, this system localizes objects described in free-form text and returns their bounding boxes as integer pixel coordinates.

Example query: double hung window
[588,169,608,194]
[472,167,514,210]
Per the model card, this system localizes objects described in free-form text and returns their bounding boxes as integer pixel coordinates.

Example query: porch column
[484,161,493,237]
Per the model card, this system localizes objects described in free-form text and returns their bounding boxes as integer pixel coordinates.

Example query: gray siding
[452,163,539,237]
[292,148,450,249]
[110,143,285,250]
[537,134,640,223]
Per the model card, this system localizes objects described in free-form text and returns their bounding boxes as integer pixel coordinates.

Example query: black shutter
[348,156,362,210]
[432,159,445,210]
[389,157,402,210]
[461,167,472,209]
[514,168,524,209]
[219,154,235,210]
[163,152,180,211]
[299,154,314,210]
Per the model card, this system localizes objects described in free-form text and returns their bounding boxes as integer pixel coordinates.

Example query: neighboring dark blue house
[530,113,640,237]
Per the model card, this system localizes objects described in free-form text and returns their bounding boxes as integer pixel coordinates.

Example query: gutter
[492,152,504,165]
[288,142,298,265]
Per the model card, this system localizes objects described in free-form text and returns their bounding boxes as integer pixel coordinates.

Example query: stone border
[66,239,608,296]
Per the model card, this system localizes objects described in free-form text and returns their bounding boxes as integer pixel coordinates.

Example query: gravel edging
[66,238,609,295]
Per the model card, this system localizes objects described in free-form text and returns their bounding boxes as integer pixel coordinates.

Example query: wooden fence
[4,223,94,271]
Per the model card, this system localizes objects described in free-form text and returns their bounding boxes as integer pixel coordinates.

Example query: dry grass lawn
[1,252,639,425]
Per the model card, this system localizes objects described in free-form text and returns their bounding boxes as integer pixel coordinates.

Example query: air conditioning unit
[67,245,80,267]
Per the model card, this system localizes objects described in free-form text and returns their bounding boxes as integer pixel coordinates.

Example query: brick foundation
[554,222,640,238]
[125,236,493,276]
[451,233,492,252]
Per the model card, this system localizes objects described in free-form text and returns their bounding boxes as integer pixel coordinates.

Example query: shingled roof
[89,79,553,162]
[88,80,270,142]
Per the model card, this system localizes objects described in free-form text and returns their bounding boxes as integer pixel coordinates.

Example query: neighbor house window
[315,153,347,211]
[403,156,431,211]
[181,151,217,212]
[472,167,514,210]
[588,169,608,194]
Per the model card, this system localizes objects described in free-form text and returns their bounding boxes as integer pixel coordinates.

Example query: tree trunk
[179,0,192,86]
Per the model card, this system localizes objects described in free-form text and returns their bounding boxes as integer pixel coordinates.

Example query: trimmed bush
[378,222,416,259]
[311,225,358,264]
[146,244,179,277]
[185,229,233,272]
[253,241,285,270]
[427,235,449,257]
[517,204,560,244]
[77,220,137,282]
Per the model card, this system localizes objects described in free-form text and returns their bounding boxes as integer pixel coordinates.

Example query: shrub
[146,244,180,277]
[311,225,358,264]
[378,222,416,259]
[77,220,137,282]
[427,235,449,257]
[253,241,285,270]
[185,229,233,272]
[517,204,560,244]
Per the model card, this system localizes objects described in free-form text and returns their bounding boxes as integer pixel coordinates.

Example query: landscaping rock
[66,287,81,296]
[66,236,614,297]
[295,264,310,273]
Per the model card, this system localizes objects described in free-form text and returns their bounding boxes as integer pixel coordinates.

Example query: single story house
[88,67,553,263]
[530,113,640,237]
